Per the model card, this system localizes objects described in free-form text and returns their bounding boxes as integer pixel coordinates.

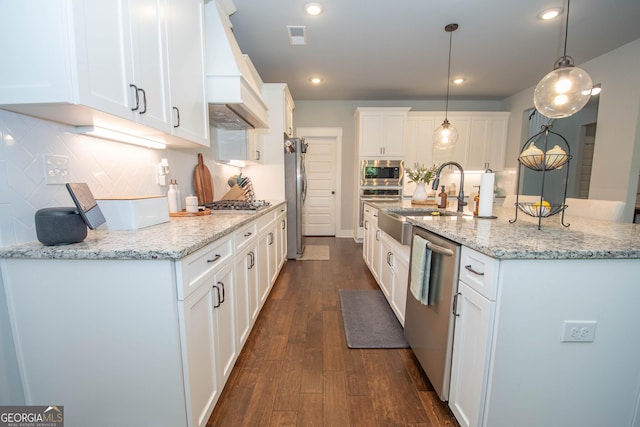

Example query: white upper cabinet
[0,0,209,148]
[356,107,410,158]
[284,88,295,138]
[165,0,210,146]
[405,112,509,170]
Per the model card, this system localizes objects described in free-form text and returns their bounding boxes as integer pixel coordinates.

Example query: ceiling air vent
[287,26,307,45]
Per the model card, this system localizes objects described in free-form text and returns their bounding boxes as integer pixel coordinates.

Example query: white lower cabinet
[446,247,640,427]
[233,222,259,345]
[362,204,409,325]
[181,259,236,427]
[448,246,498,427]
[448,281,495,427]
[362,205,378,270]
[362,206,382,282]
[379,233,410,326]
[276,207,287,272]
[0,206,286,427]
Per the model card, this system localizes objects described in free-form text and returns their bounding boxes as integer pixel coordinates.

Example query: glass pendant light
[533,0,592,119]
[433,23,459,150]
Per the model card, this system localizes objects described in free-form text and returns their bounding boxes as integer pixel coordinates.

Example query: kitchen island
[0,202,287,427]
[365,200,640,427]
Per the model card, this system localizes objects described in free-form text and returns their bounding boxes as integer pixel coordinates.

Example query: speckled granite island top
[369,200,640,260]
[0,201,286,261]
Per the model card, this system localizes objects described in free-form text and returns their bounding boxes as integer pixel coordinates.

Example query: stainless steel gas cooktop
[203,200,271,211]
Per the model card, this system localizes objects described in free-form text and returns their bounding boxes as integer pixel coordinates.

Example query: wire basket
[518,153,571,171]
[517,202,566,218]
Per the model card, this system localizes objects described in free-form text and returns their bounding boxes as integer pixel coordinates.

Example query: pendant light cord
[562,0,570,59]
[445,30,452,120]
[443,23,458,121]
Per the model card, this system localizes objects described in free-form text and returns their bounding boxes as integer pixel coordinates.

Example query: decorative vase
[412,182,428,202]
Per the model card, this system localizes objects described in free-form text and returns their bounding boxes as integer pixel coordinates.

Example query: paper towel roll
[478,172,495,217]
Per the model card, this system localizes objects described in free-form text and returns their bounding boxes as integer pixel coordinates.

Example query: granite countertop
[368,200,640,260]
[0,201,286,261]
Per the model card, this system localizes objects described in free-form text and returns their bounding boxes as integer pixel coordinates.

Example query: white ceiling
[227,0,640,101]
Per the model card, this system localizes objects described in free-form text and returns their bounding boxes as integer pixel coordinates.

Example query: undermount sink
[377,208,457,245]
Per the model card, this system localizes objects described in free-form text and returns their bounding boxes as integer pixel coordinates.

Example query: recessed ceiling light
[305,2,323,16]
[538,7,562,20]
[452,77,465,85]
[310,77,323,85]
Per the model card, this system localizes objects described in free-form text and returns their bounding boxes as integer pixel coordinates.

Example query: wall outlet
[43,155,70,185]
[561,320,597,342]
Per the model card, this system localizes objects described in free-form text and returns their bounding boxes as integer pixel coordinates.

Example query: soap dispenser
[437,185,447,209]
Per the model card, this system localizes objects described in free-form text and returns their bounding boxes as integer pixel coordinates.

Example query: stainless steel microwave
[360,160,404,187]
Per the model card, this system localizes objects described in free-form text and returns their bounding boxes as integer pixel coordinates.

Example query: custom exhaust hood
[204,0,269,130]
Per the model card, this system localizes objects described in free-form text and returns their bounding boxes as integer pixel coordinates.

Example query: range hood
[204,0,269,130]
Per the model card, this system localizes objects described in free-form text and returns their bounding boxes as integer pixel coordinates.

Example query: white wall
[502,38,640,221]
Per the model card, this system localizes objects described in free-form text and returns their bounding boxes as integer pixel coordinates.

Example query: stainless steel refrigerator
[284,137,307,259]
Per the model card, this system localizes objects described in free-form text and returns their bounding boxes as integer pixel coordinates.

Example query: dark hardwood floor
[208,236,459,426]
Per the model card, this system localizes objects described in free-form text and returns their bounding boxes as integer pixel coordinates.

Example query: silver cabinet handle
[375,230,380,241]
[465,264,485,276]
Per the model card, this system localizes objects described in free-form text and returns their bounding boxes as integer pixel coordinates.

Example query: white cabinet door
[356,108,409,158]
[276,208,287,271]
[362,212,373,267]
[182,273,219,427]
[448,281,495,427]
[284,88,295,137]
[165,0,209,146]
[378,237,393,299]
[371,223,382,282]
[127,0,170,131]
[213,129,262,163]
[212,261,237,386]
[267,227,278,286]
[379,233,410,326]
[405,112,509,171]
[74,0,136,119]
[390,247,409,326]
[257,231,271,307]
[233,242,257,348]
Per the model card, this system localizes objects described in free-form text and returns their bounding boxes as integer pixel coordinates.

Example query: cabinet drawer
[177,236,233,300]
[459,246,499,301]
[234,222,257,252]
[257,210,277,232]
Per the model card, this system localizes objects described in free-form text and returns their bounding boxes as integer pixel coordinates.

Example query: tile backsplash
[0,110,239,246]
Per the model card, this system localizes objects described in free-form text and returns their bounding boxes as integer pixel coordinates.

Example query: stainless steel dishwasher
[404,225,461,401]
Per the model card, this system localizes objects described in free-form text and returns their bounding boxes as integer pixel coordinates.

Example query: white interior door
[301,136,336,235]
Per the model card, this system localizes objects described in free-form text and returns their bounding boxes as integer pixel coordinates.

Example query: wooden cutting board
[193,153,214,205]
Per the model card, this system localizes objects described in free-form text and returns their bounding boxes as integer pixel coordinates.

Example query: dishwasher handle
[425,241,454,257]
